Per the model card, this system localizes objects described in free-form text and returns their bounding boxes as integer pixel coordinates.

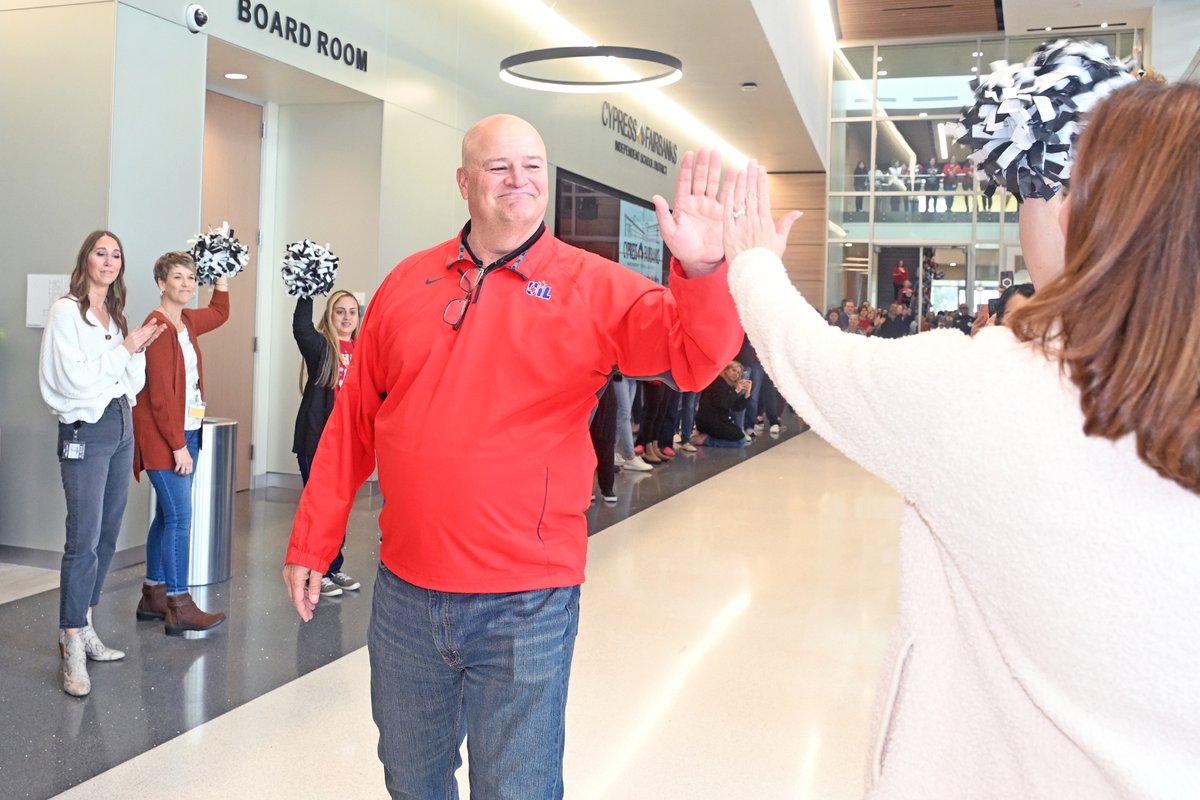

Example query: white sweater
[39,297,146,424]
[729,248,1200,800]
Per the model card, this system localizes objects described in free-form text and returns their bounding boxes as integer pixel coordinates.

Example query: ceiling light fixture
[224,73,248,80]
[1044,26,1053,31]
[878,70,888,76]
[1100,21,1108,28]
[498,46,682,93]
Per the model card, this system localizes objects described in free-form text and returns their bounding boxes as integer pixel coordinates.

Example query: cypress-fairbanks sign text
[602,101,677,175]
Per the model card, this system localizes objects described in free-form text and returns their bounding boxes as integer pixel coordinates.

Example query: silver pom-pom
[281,240,339,298]
[956,39,1135,201]
[188,221,249,285]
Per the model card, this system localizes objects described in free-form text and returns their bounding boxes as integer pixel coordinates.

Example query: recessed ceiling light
[740,81,758,92]
[878,70,888,76]
[971,66,979,72]
[844,243,853,247]
[949,262,958,266]
[1100,22,1108,28]
[877,56,883,62]
[1044,26,1052,32]
[224,73,248,80]
[919,112,928,117]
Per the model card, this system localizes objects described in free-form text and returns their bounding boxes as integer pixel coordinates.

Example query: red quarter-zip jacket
[286,229,742,592]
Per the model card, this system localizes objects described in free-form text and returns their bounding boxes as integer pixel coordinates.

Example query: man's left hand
[653,149,733,277]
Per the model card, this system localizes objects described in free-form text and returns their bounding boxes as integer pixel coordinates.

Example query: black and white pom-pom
[189,221,249,285]
[956,39,1135,201]
[281,240,339,298]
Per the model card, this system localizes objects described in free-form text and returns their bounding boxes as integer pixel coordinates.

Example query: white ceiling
[202,0,1161,180]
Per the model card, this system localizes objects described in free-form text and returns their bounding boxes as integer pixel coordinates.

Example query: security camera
[185,4,208,33]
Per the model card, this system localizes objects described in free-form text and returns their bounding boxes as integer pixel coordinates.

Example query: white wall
[0,2,116,562]
[751,0,834,171]
[0,1,207,564]
[107,2,208,552]
[264,101,383,474]
[1150,0,1200,83]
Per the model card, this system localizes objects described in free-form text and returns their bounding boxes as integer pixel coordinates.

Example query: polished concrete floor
[1,424,901,799]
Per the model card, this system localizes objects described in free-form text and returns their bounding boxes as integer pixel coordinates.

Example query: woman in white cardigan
[39,230,163,696]
[724,82,1200,799]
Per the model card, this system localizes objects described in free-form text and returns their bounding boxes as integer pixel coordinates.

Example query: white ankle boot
[58,608,125,661]
[61,632,91,697]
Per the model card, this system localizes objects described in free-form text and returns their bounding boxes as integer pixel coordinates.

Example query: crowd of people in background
[852,158,993,218]
[826,280,1037,340]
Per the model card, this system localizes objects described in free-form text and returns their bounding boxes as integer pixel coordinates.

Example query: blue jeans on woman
[369,564,579,799]
[145,428,201,595]
[297,453,345,576]
[679,391,698,443]
[612,378,637,460]
[58,397,134,629]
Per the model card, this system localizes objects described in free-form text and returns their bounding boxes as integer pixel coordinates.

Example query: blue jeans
[298,453,345,576]
[612,379,637,459]
[369,564,580,799]
[679,391,698,443]
[58,397,134,629]
[701,435,749,448]
[145,428,201,595]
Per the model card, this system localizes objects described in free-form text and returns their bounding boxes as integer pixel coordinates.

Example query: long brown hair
[69,230,130,336]
[299,290,361,392]
[1009,81,1200,493]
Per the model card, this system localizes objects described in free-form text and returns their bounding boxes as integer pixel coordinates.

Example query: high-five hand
[652,149,734,276]
[722,160,802,264]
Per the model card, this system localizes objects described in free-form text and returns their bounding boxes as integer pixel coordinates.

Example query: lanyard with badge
[188,379,206,420]
[62,422,86,460]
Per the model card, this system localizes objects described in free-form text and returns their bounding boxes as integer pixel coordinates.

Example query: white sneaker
[614,454,625,467]
[622,455,653,472]
[672,433,682,444]
[600,492,618,504]
[769,423,780,434]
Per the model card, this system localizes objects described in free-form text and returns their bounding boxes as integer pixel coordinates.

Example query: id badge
[62,441,86,460]
[188,402,207,420]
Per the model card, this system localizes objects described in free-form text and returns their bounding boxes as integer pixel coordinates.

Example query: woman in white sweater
[39,230,163,696]
[724,82,1200,798]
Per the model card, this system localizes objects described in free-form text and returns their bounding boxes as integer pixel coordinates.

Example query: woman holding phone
[132,251,229,635]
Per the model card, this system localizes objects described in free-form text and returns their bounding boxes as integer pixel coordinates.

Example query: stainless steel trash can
[145,418,236,585]
[188,417,236,586]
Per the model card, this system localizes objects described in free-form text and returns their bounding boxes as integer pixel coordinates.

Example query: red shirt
[286,231,741,592]
[892,264,908,285]
[335,339,355,392]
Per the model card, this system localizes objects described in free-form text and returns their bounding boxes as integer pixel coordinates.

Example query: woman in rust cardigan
[132,251,230,635]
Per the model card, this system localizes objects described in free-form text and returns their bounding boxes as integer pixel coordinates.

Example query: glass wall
[826,32,1137,310]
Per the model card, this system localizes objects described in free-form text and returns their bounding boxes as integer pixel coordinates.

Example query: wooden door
[199,90,261,491]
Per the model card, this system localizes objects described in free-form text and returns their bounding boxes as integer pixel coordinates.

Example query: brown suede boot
[136,583,168,621]
[164,593,226,636]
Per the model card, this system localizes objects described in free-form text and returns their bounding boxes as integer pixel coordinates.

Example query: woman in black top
[293,290,361,597]
[692,362,752,446]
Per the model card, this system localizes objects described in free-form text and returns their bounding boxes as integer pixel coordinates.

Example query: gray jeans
[58,397,134,629]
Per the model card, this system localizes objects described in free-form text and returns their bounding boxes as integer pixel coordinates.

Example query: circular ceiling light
[499,46,682,93]
[224,73,248,80]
